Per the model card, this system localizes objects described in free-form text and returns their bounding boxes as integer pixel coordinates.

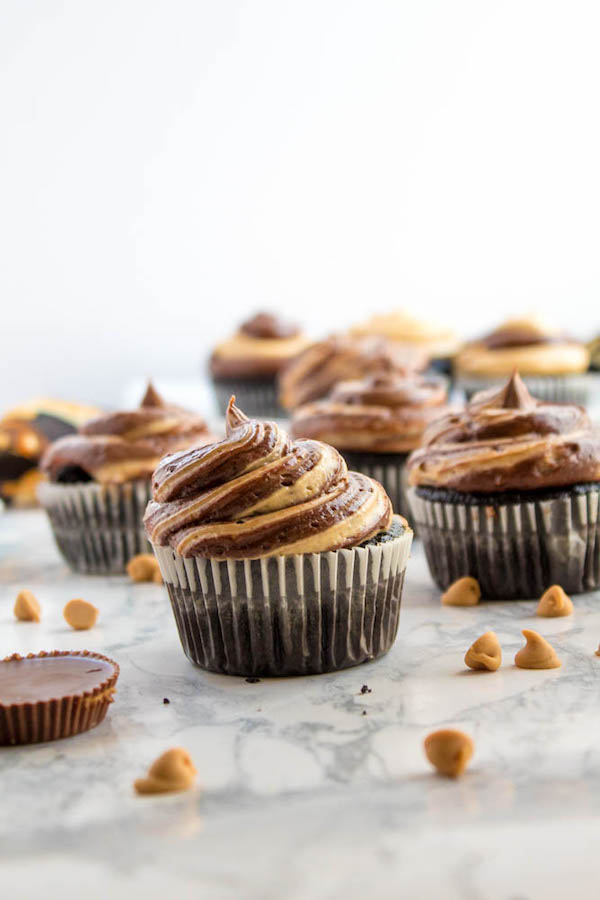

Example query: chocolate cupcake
[209,312,309,417]
[279,334,427,412]
[407,372,600,598]
[455,317,594,404]
[350,310,459,376]
[144,398,413,676]
[290,373,449,518]
[38,384,218,574]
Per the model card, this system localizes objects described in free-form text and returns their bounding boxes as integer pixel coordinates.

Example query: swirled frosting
[210,312,309,378]
[351,311,459,359]
[407,372,600,493]
[41,384,218,485]
[144,398,394,558]
[279,335,428,411]
[291,374,449,453]
[456,318,589,376]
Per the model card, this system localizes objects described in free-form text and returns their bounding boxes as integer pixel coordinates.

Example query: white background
[1,0,599,410]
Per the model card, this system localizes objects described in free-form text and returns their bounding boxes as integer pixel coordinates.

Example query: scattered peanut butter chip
[134,747,197,795]
[514,629,561,669]
[14,590,41,623]
[536,585,573,618]
[127,553,162,583]
[464,631,502,671]
[441,576,481,607]
[63,598,99,631]
[424,729,474,778]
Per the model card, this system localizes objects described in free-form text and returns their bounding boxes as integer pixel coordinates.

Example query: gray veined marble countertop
[2,510,600,900]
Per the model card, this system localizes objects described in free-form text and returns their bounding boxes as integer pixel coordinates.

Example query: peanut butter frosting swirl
[408,372,600,493]
[279,335,428,411]
[291,374,449,453]
[144,398,394,558]
[210,312,308,378]
[41,384,218,485]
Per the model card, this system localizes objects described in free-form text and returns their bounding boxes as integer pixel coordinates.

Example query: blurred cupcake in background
[0,398,99,507]
[455,316,593,404]
[209,312,309,417]
[38,383,218,574]
[279,334,428,412]
[407,372,600,598]
[350,310,459,376]
[145,398,413,676]
[588,334,600,372]
[291,372,449,518]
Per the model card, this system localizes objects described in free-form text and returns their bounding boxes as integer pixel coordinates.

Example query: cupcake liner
[408,485,600,598]
[38,480,152,574]
[456,372,600,406]
[339,451,411,520]
[0,651,119,746]
[211,376,284,419]
[151,522,413,676]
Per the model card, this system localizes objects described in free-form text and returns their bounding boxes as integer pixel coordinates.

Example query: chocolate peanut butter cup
[0,650,119,745]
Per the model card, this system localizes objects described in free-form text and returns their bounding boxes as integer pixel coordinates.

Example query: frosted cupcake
[351,310,459,376]
[279,334,427,412]
[407,372,600,598]
[290,373,449,518]
[39,384,218,574]
[209,312,309,417]
[145,398,413,676]
[455,317,593,404]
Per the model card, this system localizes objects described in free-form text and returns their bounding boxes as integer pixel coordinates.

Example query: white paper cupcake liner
[151,520,413,676]
[339,451,411,521]
[408,485,600,598]
[38,480,152,574]
[456,372,600,406]
[211,376,284,418]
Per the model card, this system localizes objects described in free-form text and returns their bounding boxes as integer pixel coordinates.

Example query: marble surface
[2,510,600,899]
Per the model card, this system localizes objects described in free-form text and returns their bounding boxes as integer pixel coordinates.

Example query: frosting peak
[475,370,535,411]
[239,312,300,340]
[144,399,394,558]
[140,382,165,408]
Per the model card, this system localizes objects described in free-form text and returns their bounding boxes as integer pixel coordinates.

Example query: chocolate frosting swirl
[407,372,600,493]
[41,384,217,484]
[144,398,394,558]
[239,312,300,340]
[291,374,449,453]
[279,335,428,411]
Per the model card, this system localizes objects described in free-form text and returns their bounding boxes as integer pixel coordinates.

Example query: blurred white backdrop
[1,0,599,409]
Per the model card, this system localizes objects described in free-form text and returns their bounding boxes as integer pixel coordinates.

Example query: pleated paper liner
[211,376,285,419]
[0,651,119,746]
[151,517,413,676]
[455,372,600,406]
[408,483,600,599]
[340,450,411,520]
[38,480,152,574]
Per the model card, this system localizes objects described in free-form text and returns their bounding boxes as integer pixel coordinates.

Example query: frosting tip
[141,381,164,408]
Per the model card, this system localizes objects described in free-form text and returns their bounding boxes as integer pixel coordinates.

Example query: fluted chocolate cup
[211,376,284,419]
[151,517,412,676]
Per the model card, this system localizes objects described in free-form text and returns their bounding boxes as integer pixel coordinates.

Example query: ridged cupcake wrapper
[152,529,413,676]
[38,480,152,574]
[0,651,119,746]
[456,372,600,405]
[408,486,600,598]
[211,376,284,419]
[339,451,411,521]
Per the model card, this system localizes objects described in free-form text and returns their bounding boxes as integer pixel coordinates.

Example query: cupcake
[407,372,600,599]
[38,384,218,574]
[279,334,427,412]
[209,312,309,417]
[144,398,413,676]
[588,336,600,372]
[290,373,449,518]
[350,310,459,376]
[455,317,593,404]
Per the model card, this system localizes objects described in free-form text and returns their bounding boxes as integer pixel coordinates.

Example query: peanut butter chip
[464,631,502,671]
[515,629,561,669]
[441,576,481,607]
[127,554,162,584]
[14,590,41,623]
[424,729,474,778]
[63,598,99,631]
[134,748,197,795]
[536,585,573,618]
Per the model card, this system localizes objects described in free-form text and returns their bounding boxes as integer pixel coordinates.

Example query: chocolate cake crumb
[360,685,372,694]
[246,676,261,683]
[163,698,170,704]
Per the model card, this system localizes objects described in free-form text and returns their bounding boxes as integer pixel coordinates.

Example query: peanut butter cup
[0,650,119,745]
